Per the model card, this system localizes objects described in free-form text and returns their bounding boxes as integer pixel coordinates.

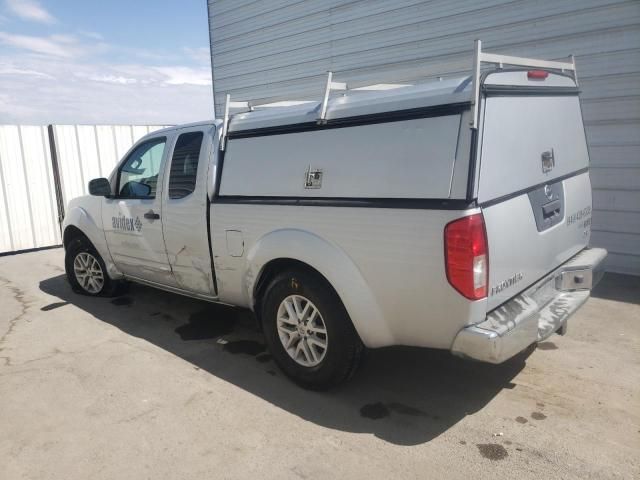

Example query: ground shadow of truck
[39,273,530,446]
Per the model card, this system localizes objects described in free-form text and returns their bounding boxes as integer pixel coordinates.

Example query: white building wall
[208,0,640,275]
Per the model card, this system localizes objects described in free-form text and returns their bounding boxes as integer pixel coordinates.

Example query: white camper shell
[63,42,606,389]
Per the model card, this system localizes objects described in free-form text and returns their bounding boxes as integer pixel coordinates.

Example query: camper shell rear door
[477,70,592,311]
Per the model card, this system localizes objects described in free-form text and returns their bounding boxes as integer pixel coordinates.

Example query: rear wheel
[65,237,120,297]
[261,269,363,390]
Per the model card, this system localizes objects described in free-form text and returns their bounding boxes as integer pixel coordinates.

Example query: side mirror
[88,178,112,197]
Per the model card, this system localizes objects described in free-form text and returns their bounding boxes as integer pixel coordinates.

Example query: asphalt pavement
[1,248,638,479]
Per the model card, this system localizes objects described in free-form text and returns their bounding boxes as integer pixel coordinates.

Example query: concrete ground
[0,248,638,480]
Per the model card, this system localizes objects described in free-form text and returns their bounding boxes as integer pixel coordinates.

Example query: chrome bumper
[451,247,607,364]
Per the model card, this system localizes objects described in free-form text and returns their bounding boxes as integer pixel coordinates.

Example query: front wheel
[65,237,119,296]
[261,269,364,390]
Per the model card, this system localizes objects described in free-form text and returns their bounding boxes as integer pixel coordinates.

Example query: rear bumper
[451,247,607,364]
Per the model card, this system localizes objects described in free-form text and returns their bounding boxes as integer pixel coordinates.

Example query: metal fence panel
[0,124,168,254]
[0,125,60,253]
[52,125,168,208]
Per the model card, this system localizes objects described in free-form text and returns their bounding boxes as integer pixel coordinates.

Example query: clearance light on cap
[527,70,549,80]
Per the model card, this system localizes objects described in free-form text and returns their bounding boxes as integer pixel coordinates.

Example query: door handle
[542,200,561,218]
[144,210,160,220]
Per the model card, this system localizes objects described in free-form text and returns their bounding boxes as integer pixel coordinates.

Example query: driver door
[102,134,177,286]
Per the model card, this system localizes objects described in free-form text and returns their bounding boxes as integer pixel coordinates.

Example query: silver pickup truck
[62,43,606,389]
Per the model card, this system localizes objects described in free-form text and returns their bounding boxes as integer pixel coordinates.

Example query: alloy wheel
[276,294,328,367]
[73,252,105,294]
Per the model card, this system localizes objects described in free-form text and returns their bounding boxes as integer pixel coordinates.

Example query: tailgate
[478,73,593,310]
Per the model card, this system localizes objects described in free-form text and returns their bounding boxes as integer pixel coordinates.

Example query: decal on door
[112,215,142,233]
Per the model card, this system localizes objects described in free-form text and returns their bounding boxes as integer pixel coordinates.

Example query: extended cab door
[161,125,216,296]
[103,134,177,286]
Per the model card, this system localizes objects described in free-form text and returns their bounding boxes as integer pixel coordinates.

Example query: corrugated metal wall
[0,126,60,253]
[208,0,640,275]
[0,124,166,255]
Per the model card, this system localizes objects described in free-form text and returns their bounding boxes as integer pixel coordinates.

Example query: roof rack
[469,40,577,129]
[219,39,578,150]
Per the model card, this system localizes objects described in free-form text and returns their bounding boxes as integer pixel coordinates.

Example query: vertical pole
[470,40,482,129]
[220,93,231,152]
[39,126,58,245]
[47,125,66,235]
[317,71,334,125]
[569,54,579,86]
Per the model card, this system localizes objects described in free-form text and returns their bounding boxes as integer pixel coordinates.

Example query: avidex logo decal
[112,214,142,233]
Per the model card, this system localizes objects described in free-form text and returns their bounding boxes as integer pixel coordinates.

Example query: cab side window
[168,132,204,199]
[117,137,166,198]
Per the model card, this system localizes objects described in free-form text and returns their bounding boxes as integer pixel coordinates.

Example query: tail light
[444,213,488,300]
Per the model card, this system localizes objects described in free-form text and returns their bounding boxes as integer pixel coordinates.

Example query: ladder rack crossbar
[479,52,574,72]
[469,40,577,128]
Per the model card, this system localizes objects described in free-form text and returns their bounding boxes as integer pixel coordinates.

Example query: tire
[261,269,364,390]
[65,237,120,297]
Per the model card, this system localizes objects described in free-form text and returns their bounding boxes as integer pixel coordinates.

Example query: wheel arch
[245,229,393,348]
[63,224,91,249]
[62,205,122,279]
[253,257,335,315]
